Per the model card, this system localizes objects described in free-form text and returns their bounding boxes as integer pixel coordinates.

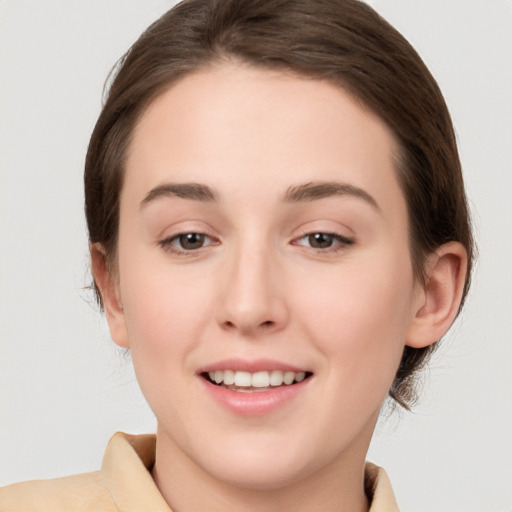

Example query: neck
[151,425,373,512]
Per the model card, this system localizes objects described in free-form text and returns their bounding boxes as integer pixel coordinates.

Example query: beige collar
[101,432,171,512]
[101,432,399,511]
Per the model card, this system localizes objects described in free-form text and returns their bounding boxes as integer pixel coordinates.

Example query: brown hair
[84,0,474,409]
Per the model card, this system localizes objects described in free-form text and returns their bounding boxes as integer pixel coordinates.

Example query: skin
[92,63,467,512]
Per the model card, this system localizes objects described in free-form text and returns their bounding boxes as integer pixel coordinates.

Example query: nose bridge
[218,232,286,334]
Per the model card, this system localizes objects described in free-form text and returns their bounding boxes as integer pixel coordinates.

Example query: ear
[406,242,468,348]
[90,243,130,348]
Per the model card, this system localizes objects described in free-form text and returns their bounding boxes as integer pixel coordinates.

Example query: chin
[189,431,334,491]
[205,454,310,491]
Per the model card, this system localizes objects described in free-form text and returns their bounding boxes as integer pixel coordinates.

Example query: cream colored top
[0,432,399,511]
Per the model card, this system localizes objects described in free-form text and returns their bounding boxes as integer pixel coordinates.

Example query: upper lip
[197,358,309,374]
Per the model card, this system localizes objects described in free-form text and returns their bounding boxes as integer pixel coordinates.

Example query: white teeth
[283,371,295,385]
[251,371,270,388]
[269,370,284,386]
[206,369,308,387]
[295,371,306,383]
[234,371,252,387]
[223,369,235,385]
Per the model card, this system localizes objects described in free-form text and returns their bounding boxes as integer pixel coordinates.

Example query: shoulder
[365,462,400,512]
[0,432,162,512]
[0,471,117,512]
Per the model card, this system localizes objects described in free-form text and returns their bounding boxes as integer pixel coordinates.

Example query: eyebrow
[140,180,379,211]
[140,182,218,208]
[283,181,380,211]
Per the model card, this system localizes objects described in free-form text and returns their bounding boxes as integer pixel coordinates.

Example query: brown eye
[293,232,354,252]
[159,232,217,256]
[177,233,206,250]
[159,232,218,255]
[308,233,335,249]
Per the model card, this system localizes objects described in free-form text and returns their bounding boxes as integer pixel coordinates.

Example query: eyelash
[293,232,354,253]
[158,231,354,256]
[158,232,217,256]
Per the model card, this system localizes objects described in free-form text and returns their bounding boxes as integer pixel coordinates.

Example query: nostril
[222,320,276,331]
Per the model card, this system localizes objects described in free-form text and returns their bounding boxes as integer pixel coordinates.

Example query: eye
[175,233,208,250]
[159,232,216,254]
[294,232,354,251]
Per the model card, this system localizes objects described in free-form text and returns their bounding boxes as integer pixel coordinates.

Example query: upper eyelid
[161,232,215,245]
[294,229,354,242]
[157,227,355,252]
[156,220,214,238]
[295,233,353,243]
[291,218,355,236]
[158,232,218,257]
[158,230,353,242]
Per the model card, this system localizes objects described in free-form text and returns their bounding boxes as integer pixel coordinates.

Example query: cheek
[115,241,217,387]
[120,267,214,354]
[117,265,214,426]
[297,253,414,395]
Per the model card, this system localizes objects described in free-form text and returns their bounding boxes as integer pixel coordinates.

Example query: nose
[216,242,289,337]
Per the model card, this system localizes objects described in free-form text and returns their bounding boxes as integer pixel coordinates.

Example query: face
[110,64,423,489]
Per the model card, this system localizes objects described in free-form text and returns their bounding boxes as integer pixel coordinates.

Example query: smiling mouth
[202,369,313,392]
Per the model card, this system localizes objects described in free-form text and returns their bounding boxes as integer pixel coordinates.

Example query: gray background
[1,1,511,510]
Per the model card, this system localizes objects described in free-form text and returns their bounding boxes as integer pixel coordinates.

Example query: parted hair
[85,0,474,409]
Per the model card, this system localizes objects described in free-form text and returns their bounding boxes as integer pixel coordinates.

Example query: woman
[0,0,473,510]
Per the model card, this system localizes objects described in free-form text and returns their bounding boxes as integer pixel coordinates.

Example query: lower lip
[199,377,311,416]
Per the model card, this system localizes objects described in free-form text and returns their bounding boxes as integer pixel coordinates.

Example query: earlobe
[90,243,130,348]
[406,242,468,349]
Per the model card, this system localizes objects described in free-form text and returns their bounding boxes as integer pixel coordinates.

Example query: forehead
[124,63,403,212]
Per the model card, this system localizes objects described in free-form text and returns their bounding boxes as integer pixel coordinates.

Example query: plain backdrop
[1,1,511,510]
